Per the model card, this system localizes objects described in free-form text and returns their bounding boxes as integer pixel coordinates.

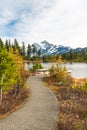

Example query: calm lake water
[25,62,87,78]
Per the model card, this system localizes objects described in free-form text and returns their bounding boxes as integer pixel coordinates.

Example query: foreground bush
[31,62,43,72]
[43,65,87,130]
[0,45,29,114]
[48,64,73,86]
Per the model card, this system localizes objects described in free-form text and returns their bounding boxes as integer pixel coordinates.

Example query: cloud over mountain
[0,0,87,48]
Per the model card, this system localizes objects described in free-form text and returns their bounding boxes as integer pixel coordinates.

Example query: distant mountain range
[32,40,86,56]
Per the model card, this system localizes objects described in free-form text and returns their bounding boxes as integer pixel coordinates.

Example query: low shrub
[31,62,43,72]
[48,64,72,86]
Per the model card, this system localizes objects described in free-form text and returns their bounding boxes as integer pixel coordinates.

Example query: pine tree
[69,49,73,60]
[32,44,36,56]
[5,39,9,51]
[27,44,31,60]
[21,42,26,59]
[8,39,11,48]
[0,38,4,49]
[14,39,20,54]
[38,49,41,57]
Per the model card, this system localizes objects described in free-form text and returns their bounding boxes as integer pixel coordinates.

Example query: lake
[25,62,87,78]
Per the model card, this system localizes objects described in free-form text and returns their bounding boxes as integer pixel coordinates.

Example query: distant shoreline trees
[0,38,87,62]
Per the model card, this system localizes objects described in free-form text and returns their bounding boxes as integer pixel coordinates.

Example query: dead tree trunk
[0,74,5,105]
[0,86,2,105]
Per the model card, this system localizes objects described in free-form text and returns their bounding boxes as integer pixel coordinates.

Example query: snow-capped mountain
[32,40,71,55]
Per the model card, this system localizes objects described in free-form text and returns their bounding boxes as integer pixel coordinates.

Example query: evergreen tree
[8,39,11,48]
[14,39,20,54]
[38,49,41,58]
[27,44,31,60]
[21,42,26,59]
[0,38,4,48]
[0,45,25,104]
[32,44,36,56]
[5,39,9,51]
[69,49,73,60]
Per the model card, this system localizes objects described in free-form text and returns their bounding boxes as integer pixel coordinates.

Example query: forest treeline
[0,38,87,62]
[62,48,87,62]
[0,38,41,61]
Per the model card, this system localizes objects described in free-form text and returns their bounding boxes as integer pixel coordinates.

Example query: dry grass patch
[0,87,29,119]
[43,77,87,130]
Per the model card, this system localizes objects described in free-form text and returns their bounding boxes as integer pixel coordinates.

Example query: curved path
[0,76,58,130]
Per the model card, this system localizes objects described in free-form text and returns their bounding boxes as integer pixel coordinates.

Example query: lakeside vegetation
[0,39,29,118]
[43,64,87,130]
[62,49,87,62]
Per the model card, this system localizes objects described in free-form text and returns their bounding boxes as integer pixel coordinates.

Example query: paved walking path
[0,76,58,130]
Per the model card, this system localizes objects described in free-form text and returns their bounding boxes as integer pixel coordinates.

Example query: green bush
[82,81,87,91]
[49,64,70,85]
[31,62,43,72]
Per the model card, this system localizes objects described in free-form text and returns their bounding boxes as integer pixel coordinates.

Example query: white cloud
[0,0,87,48]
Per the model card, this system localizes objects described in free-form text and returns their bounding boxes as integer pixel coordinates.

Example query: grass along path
[43,77,87,130]
[0,76,58,130]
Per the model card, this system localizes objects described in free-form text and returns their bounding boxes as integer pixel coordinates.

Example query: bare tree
[0,74,5,105]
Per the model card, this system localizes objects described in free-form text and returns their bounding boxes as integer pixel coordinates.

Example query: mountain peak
[32,40,72,56]
[31,40,84,56]
[41,40,48,44]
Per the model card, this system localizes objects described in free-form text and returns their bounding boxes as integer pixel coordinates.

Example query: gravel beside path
[0,76,58,130]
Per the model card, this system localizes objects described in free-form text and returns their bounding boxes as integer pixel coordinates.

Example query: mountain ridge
[32,40,84,56]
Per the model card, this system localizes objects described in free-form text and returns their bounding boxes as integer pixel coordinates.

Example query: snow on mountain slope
[32,40,82,56]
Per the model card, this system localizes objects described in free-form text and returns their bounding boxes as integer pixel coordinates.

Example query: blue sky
[0,0,87,48]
